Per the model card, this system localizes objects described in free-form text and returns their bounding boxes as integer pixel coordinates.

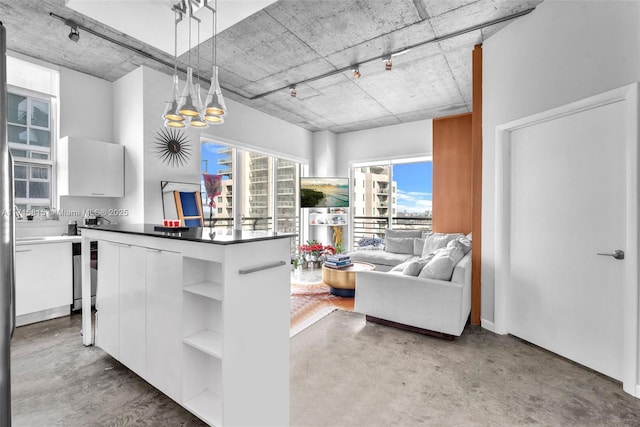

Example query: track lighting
[289,85,297,97]
[65,20,79,42]
[382,55,392,70]
[352,66,361,78]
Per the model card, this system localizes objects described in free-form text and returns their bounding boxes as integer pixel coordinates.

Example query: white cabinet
[95,241,120,358]
[118,244,146,375]
[146,248,182,401]
[15,242,72,326]
[85,228,291,427]
[58,136,124,197]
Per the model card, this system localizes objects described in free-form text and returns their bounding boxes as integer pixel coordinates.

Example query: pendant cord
[173,10,178,76]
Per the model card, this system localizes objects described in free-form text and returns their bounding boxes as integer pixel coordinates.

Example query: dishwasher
[72,241,97,311]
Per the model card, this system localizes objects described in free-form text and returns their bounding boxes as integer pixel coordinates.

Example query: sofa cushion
[448,236,472,255]
[385,237,414,255]
[419,245,465,281]
[401,257,431,276]
[350,250,415,267]
[413,238,425,256]
[421,232,463,257]
[385,229,425,239]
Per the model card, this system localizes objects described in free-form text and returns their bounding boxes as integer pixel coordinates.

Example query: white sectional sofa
[353,229,472,339]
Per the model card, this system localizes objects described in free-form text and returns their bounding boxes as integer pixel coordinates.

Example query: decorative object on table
[298,240,336,270]
[153,127,191,167]
[202,173,222,227]
[324,253,352,269]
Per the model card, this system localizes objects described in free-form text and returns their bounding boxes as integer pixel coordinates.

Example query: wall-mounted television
[300,177,349,208]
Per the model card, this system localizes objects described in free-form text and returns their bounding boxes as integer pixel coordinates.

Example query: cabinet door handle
[239,260,286,275]
[15,249,32,253]
[91,193,105,196]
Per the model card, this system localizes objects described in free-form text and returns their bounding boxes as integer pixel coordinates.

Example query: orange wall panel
[432,113,473,234]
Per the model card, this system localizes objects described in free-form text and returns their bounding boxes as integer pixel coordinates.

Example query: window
[351,157,432,245]
[8,92,53,211]
[201,140,302,252]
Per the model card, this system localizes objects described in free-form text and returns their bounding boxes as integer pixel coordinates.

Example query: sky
[202,142,433,213]
[392,162,433,214]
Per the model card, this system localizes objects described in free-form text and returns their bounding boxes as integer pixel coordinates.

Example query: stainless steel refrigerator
[0,21,16,425]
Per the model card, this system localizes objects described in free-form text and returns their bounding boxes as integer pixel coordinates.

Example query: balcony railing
[352,216,432,247]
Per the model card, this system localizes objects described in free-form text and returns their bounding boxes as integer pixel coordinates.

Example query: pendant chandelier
[163,0,226,129]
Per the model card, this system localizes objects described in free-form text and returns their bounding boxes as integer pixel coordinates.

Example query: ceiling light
[204,0,227,121]
[352,66,361,79]
[163,10,185,124]
[65,20,80,42]
[382,55,392,71]
[289,85,297,97]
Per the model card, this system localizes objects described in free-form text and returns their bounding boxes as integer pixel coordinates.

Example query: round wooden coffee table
[321,261,376,297]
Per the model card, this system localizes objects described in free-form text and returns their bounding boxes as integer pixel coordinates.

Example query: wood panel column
[432,113,473,234]
[470,44,483,326]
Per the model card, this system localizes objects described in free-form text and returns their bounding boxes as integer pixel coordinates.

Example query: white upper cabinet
[58,136,124,197]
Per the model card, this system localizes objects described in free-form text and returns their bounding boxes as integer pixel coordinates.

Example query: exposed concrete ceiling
[0,0,544,134]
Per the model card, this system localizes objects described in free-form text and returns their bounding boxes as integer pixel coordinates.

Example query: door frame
[493,83,640,397]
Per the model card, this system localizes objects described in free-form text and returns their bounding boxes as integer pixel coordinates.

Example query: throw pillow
[357,237,384,248]
[448,236,472,255]
[413,238,425,256]
[385,229,425,239]
[401,257,431,276]
[419,245,465,281]
[385,237,414,254]
[391,260,413,272]
[421,233,463,257]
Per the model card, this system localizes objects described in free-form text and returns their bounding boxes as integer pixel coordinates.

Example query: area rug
[290,281,354,337]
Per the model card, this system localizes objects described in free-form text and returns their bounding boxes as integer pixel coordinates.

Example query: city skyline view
[201,142,433,215]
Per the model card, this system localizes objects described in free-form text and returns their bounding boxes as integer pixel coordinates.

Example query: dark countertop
[79,223,296,245]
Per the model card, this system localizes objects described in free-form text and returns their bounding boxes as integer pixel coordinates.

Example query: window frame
[7,85,57,211]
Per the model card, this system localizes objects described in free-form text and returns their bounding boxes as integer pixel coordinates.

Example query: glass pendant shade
[205,66,227,116]
[165,119,186,128]
[204,113,224,124]
[189,84,209,128]
[178,67,200,117]
[163,75,185,123]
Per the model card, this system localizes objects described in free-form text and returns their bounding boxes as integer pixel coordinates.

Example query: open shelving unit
[182,257,223,426]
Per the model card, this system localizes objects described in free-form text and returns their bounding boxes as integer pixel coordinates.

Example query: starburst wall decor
[153,127,192,167]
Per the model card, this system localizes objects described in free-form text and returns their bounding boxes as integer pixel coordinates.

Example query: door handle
[597,249,625,260]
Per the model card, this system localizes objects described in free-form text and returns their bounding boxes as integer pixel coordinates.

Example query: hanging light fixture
[163,10,185,128]
[190,17,209,128]
[177,5,200,117]
[204,0,227,122]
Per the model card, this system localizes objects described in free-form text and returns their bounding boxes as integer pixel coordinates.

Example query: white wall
[200,96,313,164]
[335,119,433,175]
[311,130,337,176]
[58,67,119,228]
[59,68,113,141]
[113,67,145,223]
[481,0,640,325]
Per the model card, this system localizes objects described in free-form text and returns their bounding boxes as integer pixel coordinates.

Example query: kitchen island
[80,224,294,427]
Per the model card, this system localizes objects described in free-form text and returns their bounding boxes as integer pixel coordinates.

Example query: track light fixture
[65,20,79,42]
[289,85,297,97]
[382,54,392,70]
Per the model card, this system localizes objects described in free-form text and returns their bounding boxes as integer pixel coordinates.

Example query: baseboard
[481,318,496,332]
[16,305,70,327]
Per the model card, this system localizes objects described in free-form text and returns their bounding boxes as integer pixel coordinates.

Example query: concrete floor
[11,310,640,426]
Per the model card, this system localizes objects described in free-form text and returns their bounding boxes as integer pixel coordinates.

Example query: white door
[507,99,626,380]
